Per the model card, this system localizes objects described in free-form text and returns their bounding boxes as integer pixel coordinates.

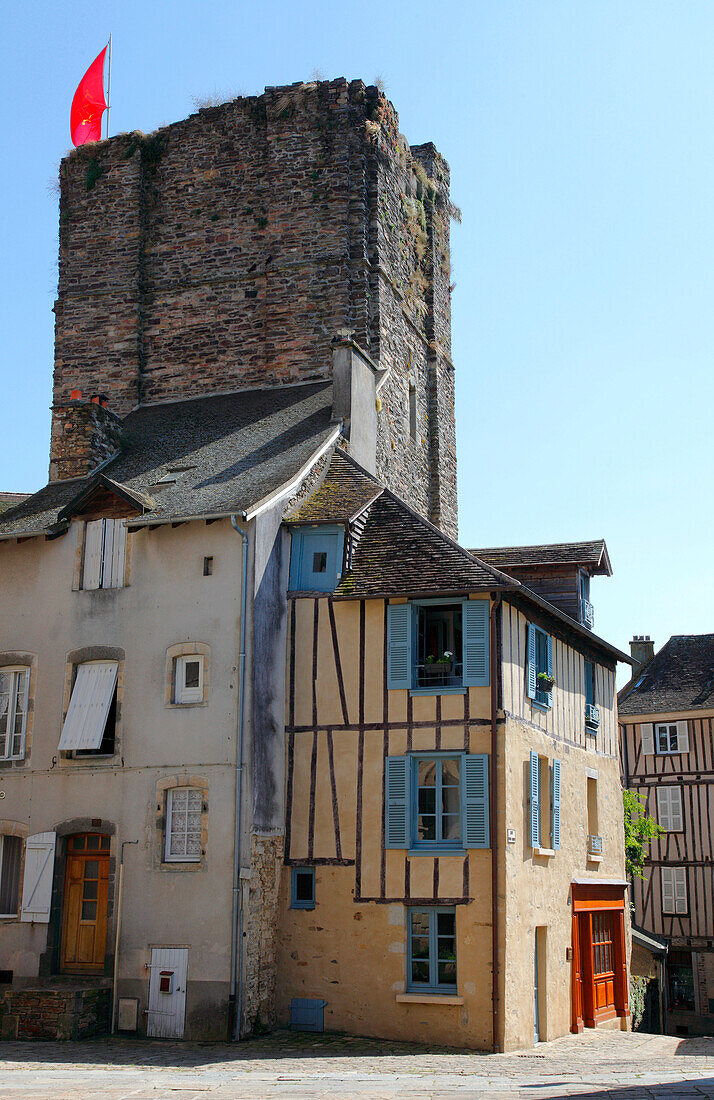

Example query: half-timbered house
[620,633,714,1036]
[278,453,632,1050]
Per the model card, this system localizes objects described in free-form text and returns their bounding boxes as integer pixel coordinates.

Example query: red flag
[70,47,108,147]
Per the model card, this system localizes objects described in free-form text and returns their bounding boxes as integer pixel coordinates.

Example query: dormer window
[82,519,127,590]
[288,526,345,593]
[580,572,594,629]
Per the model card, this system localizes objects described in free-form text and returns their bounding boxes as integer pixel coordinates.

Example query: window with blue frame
[526,623,553,707]
[289,526,345,593]
[385,753,489,851]
[387,599,489,693]
[290,867,315,909]
[584,660,599,730]
[407,907,457,992]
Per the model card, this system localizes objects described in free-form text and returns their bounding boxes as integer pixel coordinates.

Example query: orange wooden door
[60,835,110,972]
[591,913,616,1019]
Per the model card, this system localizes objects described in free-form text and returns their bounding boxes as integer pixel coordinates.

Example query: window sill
[586,855,603,864]
[407,849,466,858]
[410,687,467,697]
[531,700,552,712]
[396,993,464,1006]
[533,847,555,858]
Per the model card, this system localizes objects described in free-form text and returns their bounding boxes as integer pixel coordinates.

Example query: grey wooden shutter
[58,662,118,750]
[530,751,540,848]
[656,787,671,831]
[20,832,56,923]
[462,600,490,687]
[526,625,537,699]
[551,759,561,850]
[107,520,127,588]
[82,520,103,590]
[387,604,412,690]
[676,721,690,754]
[385,756,410,848]
[640,723,655,755]
[463,754,489,848]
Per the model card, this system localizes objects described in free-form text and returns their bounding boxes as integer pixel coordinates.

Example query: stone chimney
[331,335,383,475]
[49,394,123,481]
[630,635,655,674]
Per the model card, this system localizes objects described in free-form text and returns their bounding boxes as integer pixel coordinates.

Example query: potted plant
[537,671,555,692]
[425,651,453,681]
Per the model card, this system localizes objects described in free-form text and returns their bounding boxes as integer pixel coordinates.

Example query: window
[408,383,417,442]
[82,519,127,590]
[657,786,683,832]
[0,836,22,917]
[661,867,687,914]
[584,661,599,730]
[667,950,696,1011]
[387,600,489,692]
[174,655,204,705]
[526,625,553,707]
[291,867,315,909]
[58,661,118,755]
[657,723,688,755]
[165,788,202,862]
[529,752,561,852]
[0,668,28,760]
[407,908,456,992]
[587,776,599,851]
[580,573,594,628]
[288,526,345,593]
[385,753,489,850]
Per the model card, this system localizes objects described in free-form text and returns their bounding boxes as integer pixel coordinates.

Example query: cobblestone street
[0,1029,713,1099]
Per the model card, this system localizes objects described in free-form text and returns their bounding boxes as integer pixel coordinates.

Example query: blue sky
[1,2,711,669]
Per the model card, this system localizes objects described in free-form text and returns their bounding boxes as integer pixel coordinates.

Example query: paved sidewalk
[0,1028,713,1099]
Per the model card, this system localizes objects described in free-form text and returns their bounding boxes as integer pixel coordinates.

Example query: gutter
[490,591,503,1052]
[229,515,249,1040]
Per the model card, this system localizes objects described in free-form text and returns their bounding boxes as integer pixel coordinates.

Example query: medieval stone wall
[53,78,457,534]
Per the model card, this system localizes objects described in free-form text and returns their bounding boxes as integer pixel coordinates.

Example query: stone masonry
[0,987,110,1041]
[48,398,123,481]
[52,79,458,536]
[244,832,284,1034]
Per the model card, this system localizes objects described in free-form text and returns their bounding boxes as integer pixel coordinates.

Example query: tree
[623,788,663,879]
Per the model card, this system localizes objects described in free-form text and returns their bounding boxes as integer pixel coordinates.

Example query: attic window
[288,526,344,593]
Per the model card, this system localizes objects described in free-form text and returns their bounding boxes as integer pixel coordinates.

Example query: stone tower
[52,78,458,536]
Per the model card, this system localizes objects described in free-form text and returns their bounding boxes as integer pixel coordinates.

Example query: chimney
[49,395,123,481]
[331,334,384,475]
[630,635,655,674]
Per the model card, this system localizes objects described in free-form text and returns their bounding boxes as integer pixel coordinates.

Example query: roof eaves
[511,586,633,665]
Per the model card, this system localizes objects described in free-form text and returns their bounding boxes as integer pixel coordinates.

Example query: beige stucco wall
[0,517,248,1038]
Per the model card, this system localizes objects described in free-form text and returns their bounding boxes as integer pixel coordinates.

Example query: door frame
[60,833,111,973]
[571,883,629,1033]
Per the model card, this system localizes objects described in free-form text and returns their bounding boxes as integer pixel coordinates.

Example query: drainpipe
[229,515,249,1040]
[110,839,138,1034]
[489,592,503,1052]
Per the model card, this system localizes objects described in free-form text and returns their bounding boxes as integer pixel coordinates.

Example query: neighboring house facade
[278,462,632,1051]
[620,633,714,1037]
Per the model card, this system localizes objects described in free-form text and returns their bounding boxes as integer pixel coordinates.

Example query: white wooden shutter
[676,721,690,754]
[106,520,127,588]
[20,832,56,922]
[462,600,490,687]
[674,868,688,914]
[58,662,118,750]
[82,521,104,590]
[670,786,683,831]
[640,723,655,755]
[657,787,671,831]
[661,868,675,913]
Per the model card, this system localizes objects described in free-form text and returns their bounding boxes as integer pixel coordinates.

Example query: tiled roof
[0,493,30,514]
[471,540,612,576]
[335,489,516,599]
[285,450,382,525]
[0,383,335,537]
[619,634,714,715]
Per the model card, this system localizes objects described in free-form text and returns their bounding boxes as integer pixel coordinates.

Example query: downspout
[229,515,249,1040]
[490,592,503,1052]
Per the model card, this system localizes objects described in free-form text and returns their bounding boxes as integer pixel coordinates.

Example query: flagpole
[106,34,112,139]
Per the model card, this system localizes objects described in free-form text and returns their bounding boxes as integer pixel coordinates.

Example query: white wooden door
[146,947,188,1038]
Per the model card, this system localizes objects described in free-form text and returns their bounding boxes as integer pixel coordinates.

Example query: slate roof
[0,493,30,514]
[334,488,517,599]
[285,450,383,525]
[619,634,714,715]
[0,383,335,537]
[471,539,612,576]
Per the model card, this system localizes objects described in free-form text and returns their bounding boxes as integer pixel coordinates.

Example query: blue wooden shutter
[387,604,412,690]
[463,754,489,848]
[530,751,540,848]
[551,759,561,850]
[288,531,304,591]
[526,624,537,699]
[462,600,490,687]
[546,633,553,678]
[385,756,410,848]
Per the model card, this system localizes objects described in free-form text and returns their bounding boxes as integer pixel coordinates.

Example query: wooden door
[591,912,616,1021]
[147,947,189,1038]
[60,834,110,972]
